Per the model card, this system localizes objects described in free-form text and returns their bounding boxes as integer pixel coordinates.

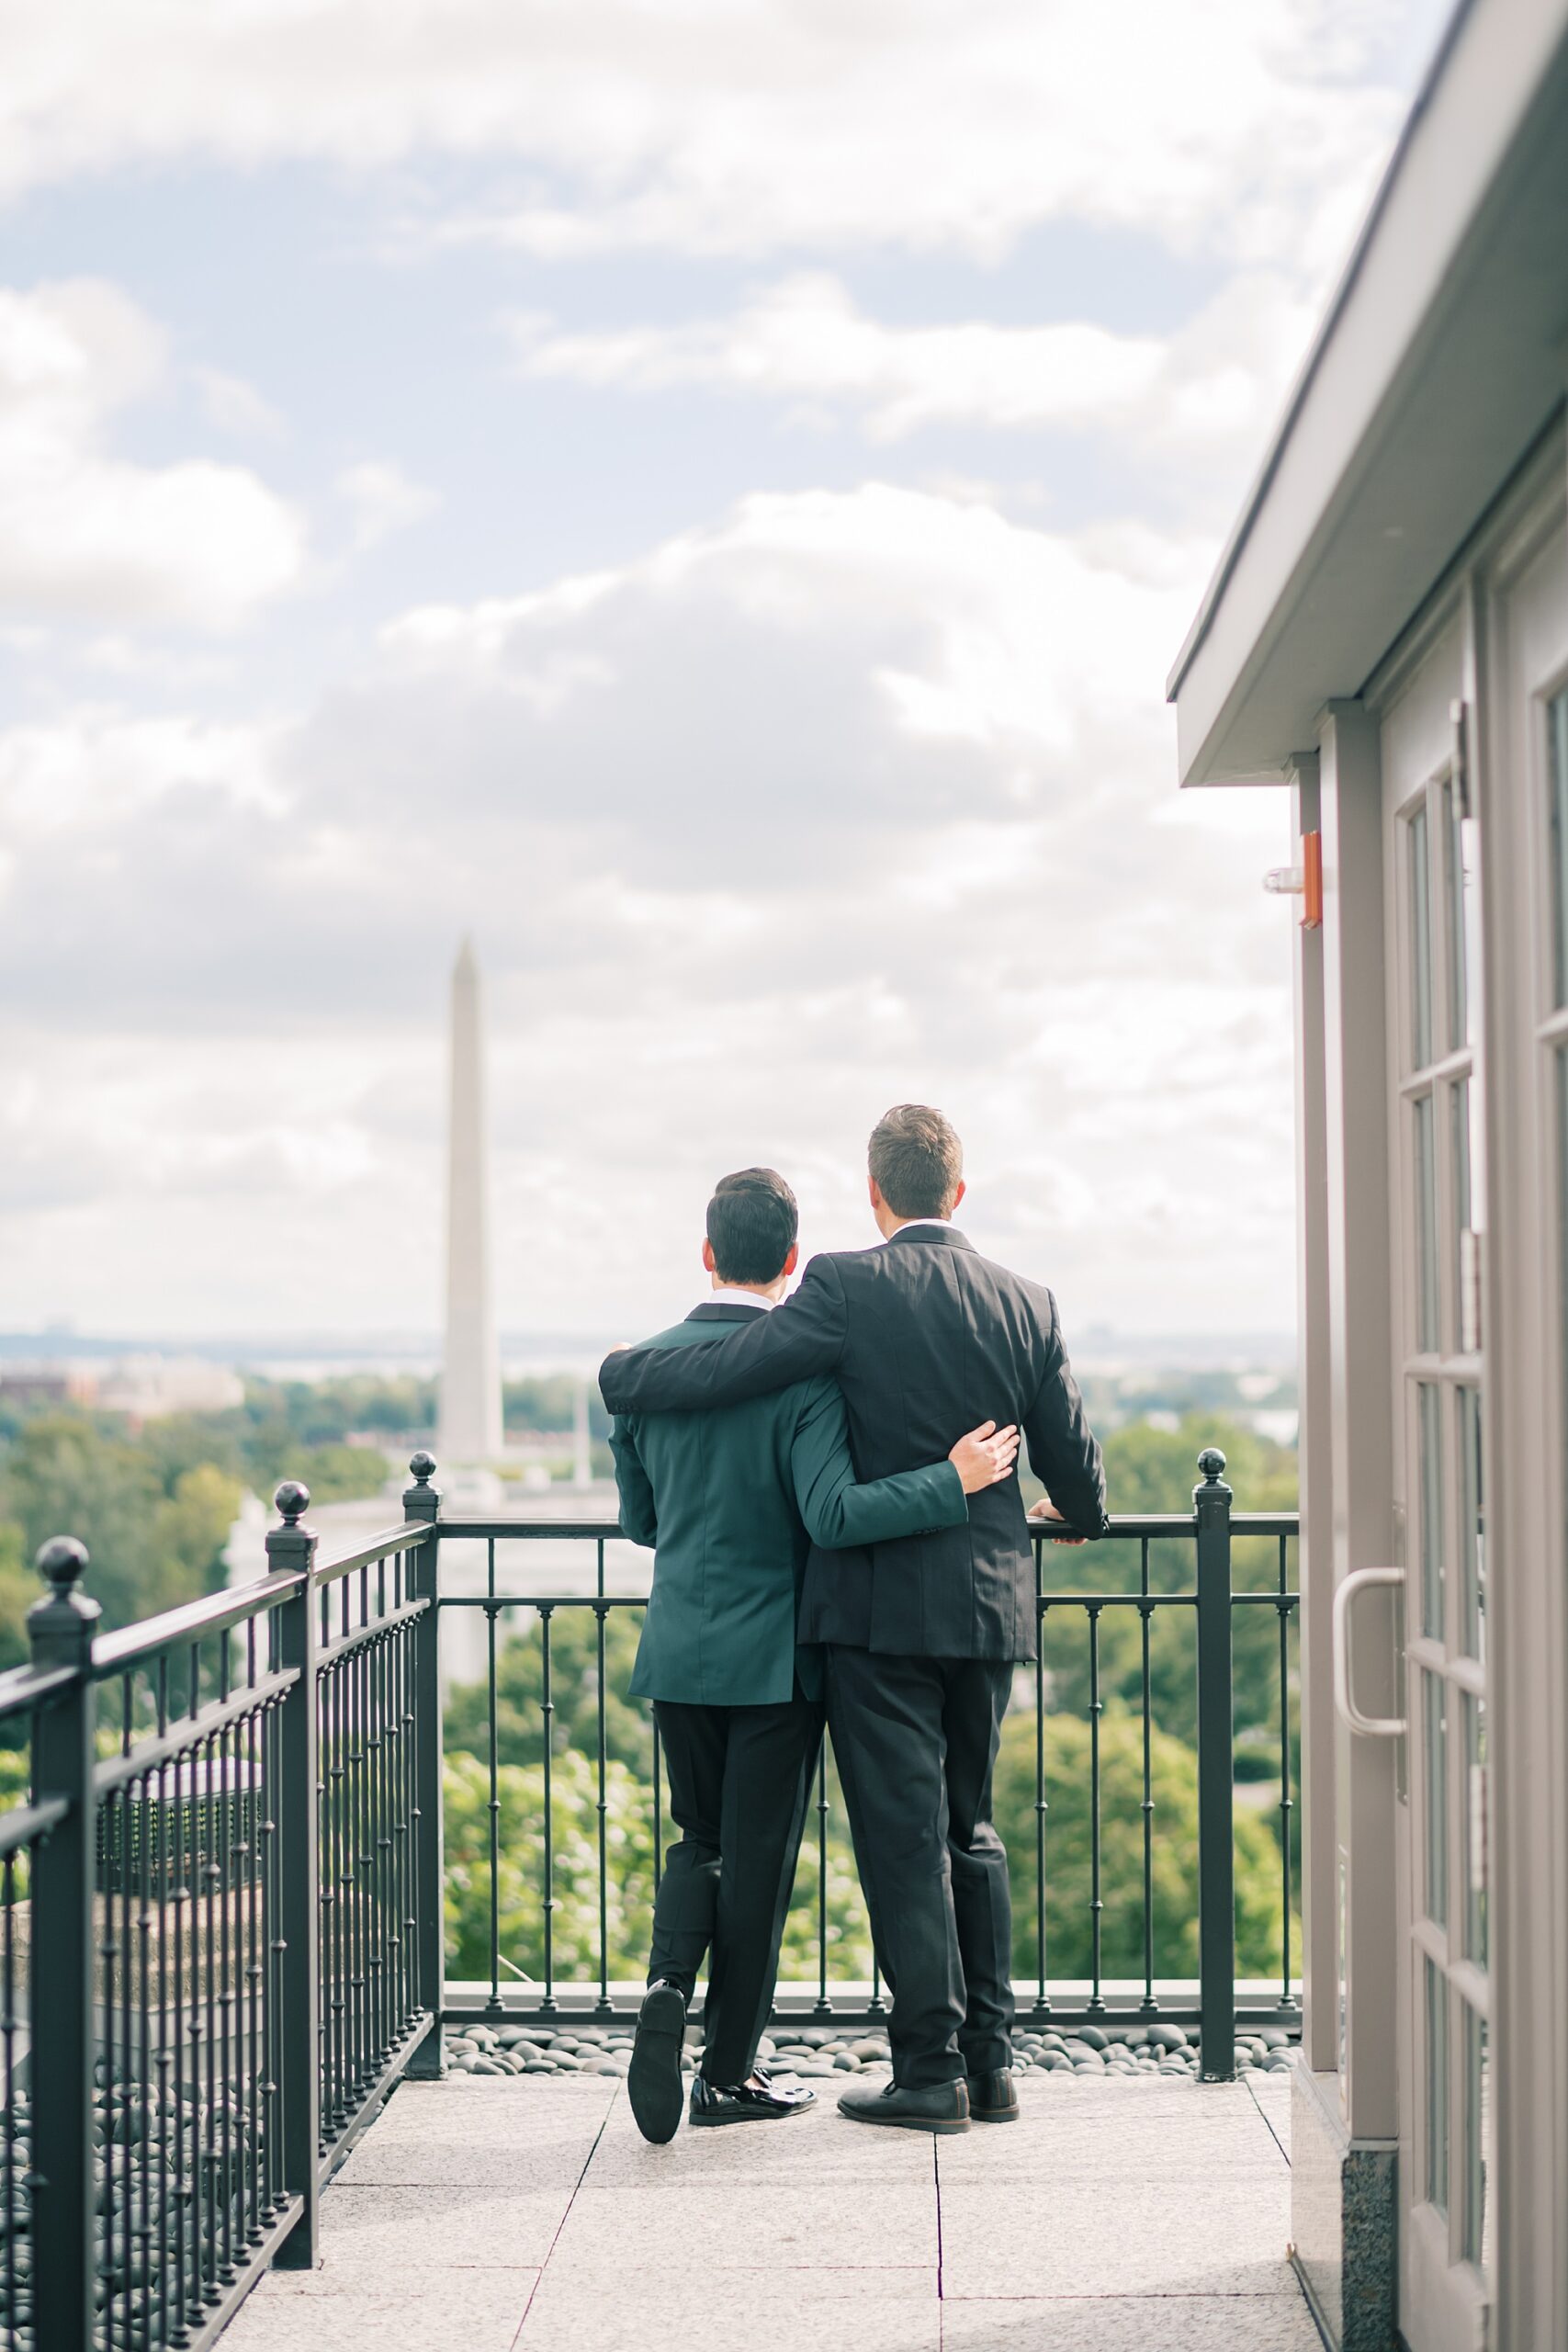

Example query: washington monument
[439,937,503,1464]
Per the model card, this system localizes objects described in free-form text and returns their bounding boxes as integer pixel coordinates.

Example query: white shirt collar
[701,1285,776,1311]
[876,1217,953,1246]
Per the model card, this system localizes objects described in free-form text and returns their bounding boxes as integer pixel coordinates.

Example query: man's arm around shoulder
[598,1255,848,1417]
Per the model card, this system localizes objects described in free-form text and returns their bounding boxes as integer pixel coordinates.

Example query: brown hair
[867,1105,963,1220]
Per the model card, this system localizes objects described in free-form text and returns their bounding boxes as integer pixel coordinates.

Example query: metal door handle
[1333,1566,1405,1736]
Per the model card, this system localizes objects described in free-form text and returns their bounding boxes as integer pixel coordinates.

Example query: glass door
[1392,731,1491,2352]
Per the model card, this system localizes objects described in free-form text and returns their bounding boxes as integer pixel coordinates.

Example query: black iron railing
[432,1445,1299,2077]
[1,1492,436,2352]
[4,1445,1296,2349]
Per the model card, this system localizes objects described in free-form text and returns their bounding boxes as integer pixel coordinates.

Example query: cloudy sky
[2,0,1451,1349]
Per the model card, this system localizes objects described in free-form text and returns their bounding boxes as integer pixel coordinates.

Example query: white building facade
[1169,6,1568,2346]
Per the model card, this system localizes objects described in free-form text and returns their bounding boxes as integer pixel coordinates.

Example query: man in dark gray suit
[599,1105,1108,2132]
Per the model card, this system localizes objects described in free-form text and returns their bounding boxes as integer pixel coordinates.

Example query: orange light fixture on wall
[1263,831,1323,928]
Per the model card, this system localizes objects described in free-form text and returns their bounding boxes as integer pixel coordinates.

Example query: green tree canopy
[443,1746,659,1985]
[0,1413,242,1628]
[445,1608,650,1776]
[991,1703,1285,1984]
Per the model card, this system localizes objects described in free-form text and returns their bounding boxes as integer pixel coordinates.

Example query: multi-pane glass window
[1426,1956,1450,2214]
[1445,776,1469,1050]
[1402,760,1487,2278]
[1411,800,1434,1069]
[1456,1385,1484,1662]
[1418,1385,1444,1636]
[1450,1080,1472,1340]
[1423,1669,1448,1928]
[1461,1694,1487,1965]
[1414,1094,1439,1352]
[1461,2005,1489,2268]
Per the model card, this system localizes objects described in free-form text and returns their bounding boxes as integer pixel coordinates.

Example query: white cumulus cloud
[506,270,1316,472]
[0,280,306,628]
[335,460,441,552]
[0,708,289,847]
[0,1,1442,275]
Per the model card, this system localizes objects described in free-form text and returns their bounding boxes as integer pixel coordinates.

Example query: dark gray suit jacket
[598,1225,1107,1663]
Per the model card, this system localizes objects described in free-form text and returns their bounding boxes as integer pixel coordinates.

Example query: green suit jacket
[610,1302,969,1705]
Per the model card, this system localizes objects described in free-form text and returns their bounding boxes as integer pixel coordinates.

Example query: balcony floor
[220,2067,1319,2352]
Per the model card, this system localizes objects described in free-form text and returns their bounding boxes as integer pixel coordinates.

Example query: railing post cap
[265,1479,317,1569]
[36,1534,89,1589]
[1194,1447,1233,1512]
[28,1532,101,1655]
[273,1479,312,1526]
[403,1451,441,1522]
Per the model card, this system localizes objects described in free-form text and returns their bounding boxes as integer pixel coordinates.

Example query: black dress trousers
[648,1688,823,2086]
[825,1646,1015,2088]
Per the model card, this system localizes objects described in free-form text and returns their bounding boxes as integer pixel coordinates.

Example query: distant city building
[96,1356,245,1423]
[0,1367,96,1409]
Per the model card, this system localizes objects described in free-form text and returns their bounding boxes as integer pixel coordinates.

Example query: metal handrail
[91,1567,310,1672]
[436,1508,1301,1543]
[89,1518,434,1674]
[0,1793,69,1861]
[311,1521,434,1586]
[0,1657,80,1722]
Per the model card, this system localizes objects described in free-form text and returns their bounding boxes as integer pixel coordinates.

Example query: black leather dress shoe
[627,1979,687,2144]
[689,2069,817,2126]
[967,2069,1020,2123]
[837,2080,970,2133]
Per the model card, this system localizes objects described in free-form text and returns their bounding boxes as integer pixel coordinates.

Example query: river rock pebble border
[441,2020,1299,2082]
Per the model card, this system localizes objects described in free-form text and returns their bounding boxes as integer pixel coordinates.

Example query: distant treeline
[0,1372,1293,1668]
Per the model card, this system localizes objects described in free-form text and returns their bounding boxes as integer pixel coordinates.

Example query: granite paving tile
[935,2099,1286,2182]
[585,2093,936,2185]
[516,2269,941,2352]
[254,2260,540,2297]
[550,2177,937,2272]
[318,2180,585,2269]
[938,2293,1325,2349]
[938,2175,1295,2301]
[221,2270,536,2351]
[370,2078,618,2142]
[339,2098,610,2185]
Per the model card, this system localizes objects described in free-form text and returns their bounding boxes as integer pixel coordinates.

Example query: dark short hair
[706,1168,799,1285]
[868,1104,964,1219]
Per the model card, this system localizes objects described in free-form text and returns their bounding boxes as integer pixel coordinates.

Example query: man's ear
[701,1237,716,1274]
[868,1176,884,1212]
[781,1242,799,1280]
[952,1179,967,1213]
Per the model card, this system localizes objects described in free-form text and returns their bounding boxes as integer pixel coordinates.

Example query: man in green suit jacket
[611,1167,1018,2143]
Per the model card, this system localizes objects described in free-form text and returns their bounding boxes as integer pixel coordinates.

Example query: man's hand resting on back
[947,1420,1021,1494]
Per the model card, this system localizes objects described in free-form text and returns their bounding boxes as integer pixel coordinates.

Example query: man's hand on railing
[948,1420,1021,1494]
[1029,1494,1087,1544]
